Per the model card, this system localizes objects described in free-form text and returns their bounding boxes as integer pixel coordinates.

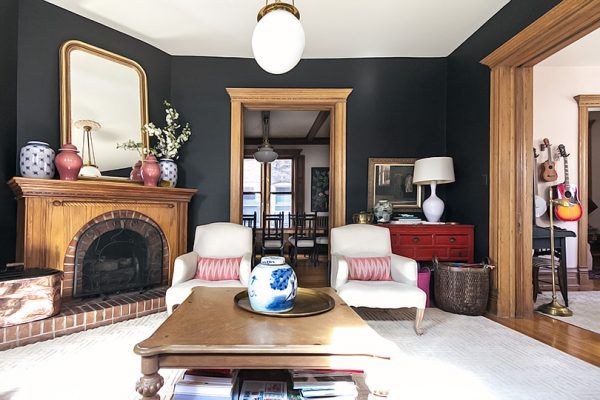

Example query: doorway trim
[481,0,600,318]
[575,95,600,288]
[226,88,353,228]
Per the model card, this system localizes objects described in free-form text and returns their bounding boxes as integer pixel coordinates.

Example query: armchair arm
[390,254,418,286]
[238,253,252,287]
[330,254,349,291]
[171,251,199,286]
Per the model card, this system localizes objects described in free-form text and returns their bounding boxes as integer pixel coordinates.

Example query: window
[242,153,303,227]
[243,158,262,220]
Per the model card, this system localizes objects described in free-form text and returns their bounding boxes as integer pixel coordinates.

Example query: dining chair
[261,212,285,257]
[242,211,257,266]
[288,213,317,266]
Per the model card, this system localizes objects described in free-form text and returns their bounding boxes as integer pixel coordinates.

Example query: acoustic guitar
[541,138,558,182]
[554,144,583,222]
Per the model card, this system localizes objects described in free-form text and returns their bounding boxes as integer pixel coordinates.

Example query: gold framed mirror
[60,40,149,181]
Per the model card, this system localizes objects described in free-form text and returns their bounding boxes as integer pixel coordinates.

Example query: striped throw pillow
[345,256,392,281]
[196,257,242,281]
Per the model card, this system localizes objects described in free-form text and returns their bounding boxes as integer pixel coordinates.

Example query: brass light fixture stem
[257,0,300,21]
[536,187,573,317]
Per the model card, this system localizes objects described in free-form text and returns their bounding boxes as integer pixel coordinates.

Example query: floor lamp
[536,187,573,317]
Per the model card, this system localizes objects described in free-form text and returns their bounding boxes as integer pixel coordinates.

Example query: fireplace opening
[72,218,163,298]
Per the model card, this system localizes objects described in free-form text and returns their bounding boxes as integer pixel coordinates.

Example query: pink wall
[533,65,600,268]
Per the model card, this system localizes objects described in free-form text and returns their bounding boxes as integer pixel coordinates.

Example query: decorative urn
[374,200,393,223]
[54,143,83,181]
[19,141,55,179]
[248,256,297,313]
[159,158,178,187]
[141,154,161,186]
[130,160,143,182]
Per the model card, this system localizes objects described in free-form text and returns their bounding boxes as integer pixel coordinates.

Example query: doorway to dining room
[227,88,351,288]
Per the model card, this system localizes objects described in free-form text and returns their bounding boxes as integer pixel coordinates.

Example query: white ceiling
[244,110,329,139]
[44,0,510,58]
[539,27,600,67]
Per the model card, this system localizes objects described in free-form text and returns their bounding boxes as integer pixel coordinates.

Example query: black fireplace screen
[73,219,163,298]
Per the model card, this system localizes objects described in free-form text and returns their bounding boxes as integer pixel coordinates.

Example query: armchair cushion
[337,280,426,309]
[196,256,242,281]
[345,256,392,281]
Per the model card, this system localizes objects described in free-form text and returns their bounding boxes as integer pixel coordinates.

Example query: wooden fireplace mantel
[8,177,197,295]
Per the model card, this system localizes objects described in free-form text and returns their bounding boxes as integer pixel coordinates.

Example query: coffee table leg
[136,356,164,400]
[364,358,392,397]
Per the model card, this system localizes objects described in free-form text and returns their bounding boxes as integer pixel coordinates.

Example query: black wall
[0,0,172,264]
[445,0,561,260]
[170,57,447,244]
[0,0,569,263]
[16,0,172,151]
[0,0,18,267]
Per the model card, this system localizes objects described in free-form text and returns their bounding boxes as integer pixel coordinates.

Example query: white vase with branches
[144,101,191,187]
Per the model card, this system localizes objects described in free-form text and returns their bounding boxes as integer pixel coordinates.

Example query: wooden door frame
[227,88,352,228]
[575,95,600,289]
[481,0,600,318]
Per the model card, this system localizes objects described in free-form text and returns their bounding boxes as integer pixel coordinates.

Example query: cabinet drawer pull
[449,237,456,243]
[412,237,420,243]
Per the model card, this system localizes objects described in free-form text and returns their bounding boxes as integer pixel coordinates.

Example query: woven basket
[433,257,490,316]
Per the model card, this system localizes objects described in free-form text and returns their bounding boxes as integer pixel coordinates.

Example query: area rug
[536,291,600,334]
[1,309,600,400]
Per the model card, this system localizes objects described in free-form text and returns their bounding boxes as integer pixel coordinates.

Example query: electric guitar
[541,138,558,182]
[554,144,583,221]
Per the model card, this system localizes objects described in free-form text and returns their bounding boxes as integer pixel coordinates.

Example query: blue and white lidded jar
[159,158,178,187]
[19,141,55,179]
[248,256,298,313]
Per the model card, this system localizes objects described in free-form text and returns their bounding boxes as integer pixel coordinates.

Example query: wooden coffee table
[134,287,393,399]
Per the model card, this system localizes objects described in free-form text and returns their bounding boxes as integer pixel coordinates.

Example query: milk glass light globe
[252,8,305,74]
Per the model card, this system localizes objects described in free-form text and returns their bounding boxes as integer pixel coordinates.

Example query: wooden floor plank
[488,313,600,368]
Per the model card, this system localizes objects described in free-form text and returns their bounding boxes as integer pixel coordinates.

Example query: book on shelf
[291,370,358,399]
[173,369,236,400]
[239,380,287,400]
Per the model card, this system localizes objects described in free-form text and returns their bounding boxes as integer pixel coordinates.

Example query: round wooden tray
[234,288,335,318]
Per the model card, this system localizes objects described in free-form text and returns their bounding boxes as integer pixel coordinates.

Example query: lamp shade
[413,157,455,185]
[252,9,305,74]
[254,146,278,163]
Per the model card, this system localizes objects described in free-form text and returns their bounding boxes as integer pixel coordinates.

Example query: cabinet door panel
[415,247,448,259]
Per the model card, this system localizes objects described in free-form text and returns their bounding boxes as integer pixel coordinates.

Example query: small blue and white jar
[159,158,178,187]
[249,256,297,313]
[20,141,55,179]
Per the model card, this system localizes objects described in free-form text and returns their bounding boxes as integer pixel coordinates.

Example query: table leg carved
[136,356,164,400]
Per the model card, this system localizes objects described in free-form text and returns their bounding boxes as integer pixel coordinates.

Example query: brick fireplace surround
[1,178,196,351]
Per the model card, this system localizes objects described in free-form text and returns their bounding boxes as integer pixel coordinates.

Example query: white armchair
[165,222,252,313]
[331,224,426,334]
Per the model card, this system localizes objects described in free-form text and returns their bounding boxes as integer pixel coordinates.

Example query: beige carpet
[536,291,600,334]
[1,309,600,400]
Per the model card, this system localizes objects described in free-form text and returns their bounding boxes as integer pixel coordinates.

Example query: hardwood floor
[488,313,600,368]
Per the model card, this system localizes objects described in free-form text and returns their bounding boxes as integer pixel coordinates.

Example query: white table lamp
[412,157,455,222]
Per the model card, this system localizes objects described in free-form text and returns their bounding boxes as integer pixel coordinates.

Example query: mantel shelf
[8,177,197,202]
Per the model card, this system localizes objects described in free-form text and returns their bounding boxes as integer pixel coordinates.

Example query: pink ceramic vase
[130,160,143,182]
[141,154,161,186]
[55,143,83,181]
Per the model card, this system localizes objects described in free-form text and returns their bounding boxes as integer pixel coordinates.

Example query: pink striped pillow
[196,257,242,281]
[345,256,392,281]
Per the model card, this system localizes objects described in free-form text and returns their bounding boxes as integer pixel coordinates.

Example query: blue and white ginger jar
[249,256,297,313]
[159,158,178,187]
[20,141,55,179]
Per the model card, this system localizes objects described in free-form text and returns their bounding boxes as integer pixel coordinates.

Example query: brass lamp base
[536,299,573,317]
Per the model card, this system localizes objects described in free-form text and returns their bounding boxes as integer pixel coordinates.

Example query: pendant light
[252,0,305,74]
[75,119,102,177]
[254,112,278,163]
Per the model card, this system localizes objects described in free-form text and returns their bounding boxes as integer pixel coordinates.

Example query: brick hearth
[0,287,166,351]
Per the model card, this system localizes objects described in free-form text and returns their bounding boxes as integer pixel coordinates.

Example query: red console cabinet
[383,224,475,263]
